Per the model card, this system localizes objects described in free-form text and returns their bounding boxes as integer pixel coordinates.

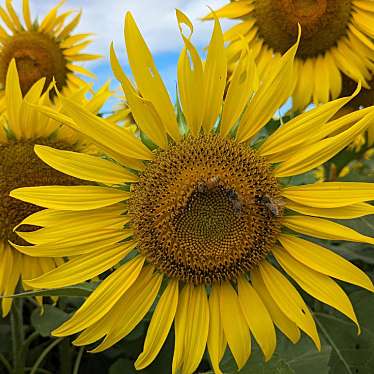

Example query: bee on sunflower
[0,0,100,112]
[0,59,111,317]
[205,0,374,111]
[10,11,374,374]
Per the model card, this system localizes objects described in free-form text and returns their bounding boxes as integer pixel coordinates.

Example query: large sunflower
[205,0,374,111]
[0,0,100,112]
[11,11,374,374]
[0,60,110,316]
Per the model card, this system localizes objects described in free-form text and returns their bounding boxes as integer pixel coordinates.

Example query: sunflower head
[206,0,374,110]
[0,0,100,100]
[9,10,374,373]
[0,58,111,316]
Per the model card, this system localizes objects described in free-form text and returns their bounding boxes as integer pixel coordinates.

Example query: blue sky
[18,0,235,113]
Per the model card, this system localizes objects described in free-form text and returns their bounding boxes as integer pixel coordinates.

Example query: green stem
[30,338,63,374]
[72,348,84,374]
[0,353,12,373]
[58,338,72,374]
[11,298,25,374]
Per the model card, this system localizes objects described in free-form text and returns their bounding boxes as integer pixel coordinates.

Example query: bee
[258,195,285,217]
[226,189,243,214]
[197,176,220,193]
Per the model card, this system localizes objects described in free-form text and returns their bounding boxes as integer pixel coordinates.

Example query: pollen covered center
[0,140,84,244]
[0,32,68,95]
[254,0,352,58]
[129,135,283,285]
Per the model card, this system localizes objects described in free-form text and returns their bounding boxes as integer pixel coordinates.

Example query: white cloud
[18,0,234,65]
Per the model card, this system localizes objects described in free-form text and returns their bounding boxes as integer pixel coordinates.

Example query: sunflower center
[0,139,84,244]
[0,32,67,96]
[254,0,352,58]
[129,135,283,285]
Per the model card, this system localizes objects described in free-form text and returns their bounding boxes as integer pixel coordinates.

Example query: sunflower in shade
[0,59,111,316]
[10,11,374,374]
[0,0,100,112]
[205,0,374,111]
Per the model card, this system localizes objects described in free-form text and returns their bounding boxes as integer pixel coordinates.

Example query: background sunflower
[0,0,100,113]
[205,0,374,111]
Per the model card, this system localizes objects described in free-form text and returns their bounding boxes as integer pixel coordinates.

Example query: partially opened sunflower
[10,11,374,374]
[0,0,100,112]
[0,60,110,316]
[205,0,374,111]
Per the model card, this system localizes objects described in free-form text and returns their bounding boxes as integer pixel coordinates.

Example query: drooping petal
[53,256,145,336]
[207,285,226,374]
[251,268,301,344]
[238,276,276,361]
[24,241,137,288]
[273,247,359,332]
[220,281,251,370]
[279,235,374,292]
[258,261,320,350]
[283,216,374,245]
[135,280,179,370]
[91,267,162,353]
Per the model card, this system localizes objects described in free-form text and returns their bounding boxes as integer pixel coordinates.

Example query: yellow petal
[207,285,226,374]
[22,0,33,30]
[220,49,257,138]
[110,44,168,149]
[258,261,321,350]
[220,281,251,370]
[135,280,179,370]
[13,230,129,257]
[35,145,138,185]
[238,276,276,361]
[182,285,210,374]
[275,110,374,177]
[91,267,162,353]
[282,182,374,208]
[203,1,254,19]
[279,235,374,292]
[10,186,130,211]
[259,85,362,157]
[58,11,81,39]
[60,96,153,160]
[53,256,145,336]
[251,268,301,344]
[202,15,227,133]
[176,10,204,137]
[283,216,374,245]
[313,55,329,104]
[273,247,360,333]
[124,12,180,141]
[5,59,22,136]
[25,241,137,289]
[285,200,374,219]
[236,27,299,143]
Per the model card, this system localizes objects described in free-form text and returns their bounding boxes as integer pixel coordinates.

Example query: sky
[12,0,236,113]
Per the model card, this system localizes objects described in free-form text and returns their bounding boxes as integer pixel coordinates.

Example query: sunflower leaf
[2,284,96,299]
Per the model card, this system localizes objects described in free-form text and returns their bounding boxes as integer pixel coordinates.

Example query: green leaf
[315,290,374,374]
[4,284,96,299]
[31,305,69,337]
[109,358,138,374]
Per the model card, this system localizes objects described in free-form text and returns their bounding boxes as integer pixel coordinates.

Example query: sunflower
[10,11,374,374]
[205,0,374,111]
[0,59,111,317]
[0,0,100,112]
